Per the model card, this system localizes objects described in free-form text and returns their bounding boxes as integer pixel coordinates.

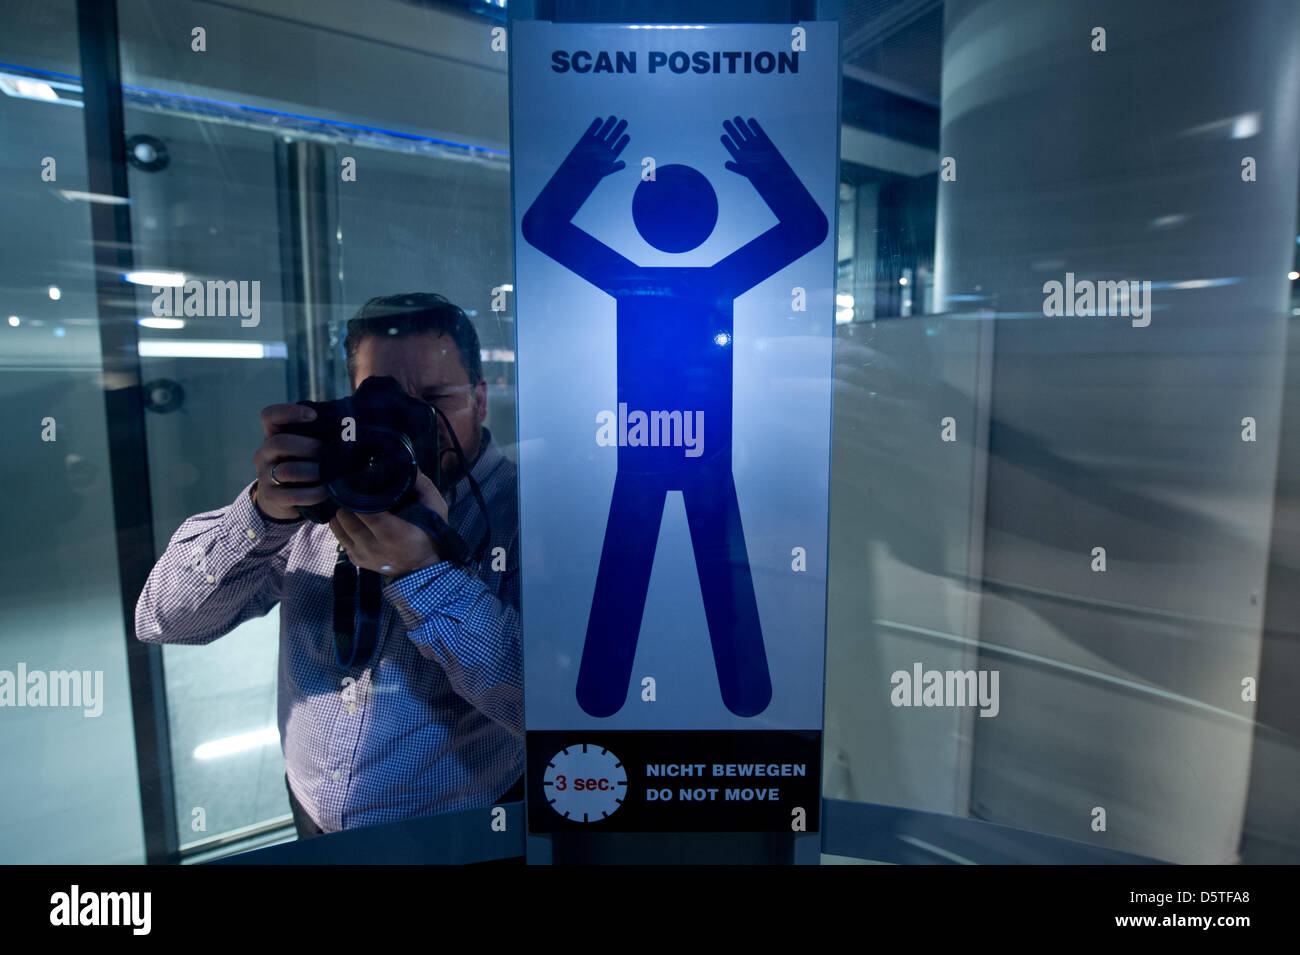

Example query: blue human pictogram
[522,115,827,718]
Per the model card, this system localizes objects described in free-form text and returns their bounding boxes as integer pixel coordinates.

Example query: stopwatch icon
[542,744,627,822]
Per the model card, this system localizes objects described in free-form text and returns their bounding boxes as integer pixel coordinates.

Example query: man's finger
[413,471,450,520]
[262,460,320,485]
[335,508,379,547]
[260,403,317,437]
[255,433,325,467]
[266,484,328,507]
[351,509,404,537]
[329,516,357,553]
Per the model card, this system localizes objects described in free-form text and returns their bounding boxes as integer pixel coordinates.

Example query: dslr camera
[281,375,441,524]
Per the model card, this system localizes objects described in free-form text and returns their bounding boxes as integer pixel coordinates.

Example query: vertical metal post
[76,0,179,865]
[277,140,339,400]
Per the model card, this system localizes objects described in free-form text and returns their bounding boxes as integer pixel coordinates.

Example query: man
[136,293,523,838]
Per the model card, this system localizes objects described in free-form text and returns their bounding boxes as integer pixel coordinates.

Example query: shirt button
[204,574,216,584]
[332,770,340,782]
[347,703,356,714]
[246,529,257,540]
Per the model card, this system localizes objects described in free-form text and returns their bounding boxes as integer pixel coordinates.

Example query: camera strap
[431,406,492,565]
[392,501,471,566]
[332,546,383,669]
[331,406,494,671]
[332,505,467,670]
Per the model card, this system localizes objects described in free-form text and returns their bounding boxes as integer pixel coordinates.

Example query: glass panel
[334,145,515,450]
[0,0,145,863]
[111,0,513,851]
[823,0,1300,865]
[121,112,293,847]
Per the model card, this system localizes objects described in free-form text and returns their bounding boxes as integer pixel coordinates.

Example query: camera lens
[319,426,417,513]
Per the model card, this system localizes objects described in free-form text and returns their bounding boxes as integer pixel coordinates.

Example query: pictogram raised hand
[721,115,794,187]
[561,115,631,179]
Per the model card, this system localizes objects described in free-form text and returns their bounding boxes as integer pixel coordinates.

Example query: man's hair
[343,292,483,388]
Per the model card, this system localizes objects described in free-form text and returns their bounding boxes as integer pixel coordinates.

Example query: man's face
[351,331,487,486]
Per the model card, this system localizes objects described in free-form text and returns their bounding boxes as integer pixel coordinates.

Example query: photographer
[136,293,523,838]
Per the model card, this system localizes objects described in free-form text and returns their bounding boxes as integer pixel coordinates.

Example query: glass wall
[821,0,1300,865]
[0,0,147,864]
[112,0,515,853]
[1,0,1297,864]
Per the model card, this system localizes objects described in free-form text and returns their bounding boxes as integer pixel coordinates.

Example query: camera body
[281,375,440,523]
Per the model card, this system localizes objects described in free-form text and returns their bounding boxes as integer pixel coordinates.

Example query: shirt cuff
[384,561,478,630]
[226,481,304,555]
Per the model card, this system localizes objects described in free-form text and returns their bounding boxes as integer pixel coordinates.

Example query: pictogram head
[631,164,718,253]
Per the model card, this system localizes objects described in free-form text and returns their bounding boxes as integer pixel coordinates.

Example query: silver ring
[269,463,284,487]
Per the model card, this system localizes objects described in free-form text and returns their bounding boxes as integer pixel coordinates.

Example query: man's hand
[328,471,451,578]
[560,116,629,180]
[251,403,327,521]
